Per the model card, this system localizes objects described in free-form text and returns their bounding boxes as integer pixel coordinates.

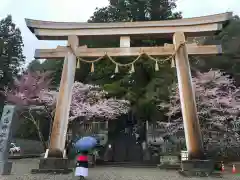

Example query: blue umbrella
[75,136,97,151]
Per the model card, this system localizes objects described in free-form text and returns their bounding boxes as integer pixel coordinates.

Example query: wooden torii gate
[25,12,232,162]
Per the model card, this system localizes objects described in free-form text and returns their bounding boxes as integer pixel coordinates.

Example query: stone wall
[12,138,45,155]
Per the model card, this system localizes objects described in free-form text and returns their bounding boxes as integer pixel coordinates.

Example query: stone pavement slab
[1,159,239,180]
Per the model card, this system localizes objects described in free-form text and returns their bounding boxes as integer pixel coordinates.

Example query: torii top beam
[25,12,232,41]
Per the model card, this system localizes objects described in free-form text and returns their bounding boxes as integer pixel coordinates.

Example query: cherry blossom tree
[2,71,52,106]
[159,70,240,155]
[42,82,130,121]
[3,70,129,120]
[1,71,53,149]
[2,71,130,149]
[3,71,129,120]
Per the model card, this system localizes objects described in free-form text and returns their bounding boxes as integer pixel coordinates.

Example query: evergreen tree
[89,0,182,22]
[193,15,240,85]
[27,59,63,87]
[0,15,25,115]
[85,0,182,122]
[0,15,25,87]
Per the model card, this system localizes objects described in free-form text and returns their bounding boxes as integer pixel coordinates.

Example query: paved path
[1,159,239,180]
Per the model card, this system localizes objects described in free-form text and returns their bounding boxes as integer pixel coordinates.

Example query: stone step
[179,170,222,178]
[31,168,73,174]
[96,161,157,168]
[157,164,180,170]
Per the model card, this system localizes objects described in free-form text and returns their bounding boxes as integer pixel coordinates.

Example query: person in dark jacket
[66,139,73,158]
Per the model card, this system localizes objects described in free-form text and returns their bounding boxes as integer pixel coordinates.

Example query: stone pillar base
[31,158,72,174]
[179,160,216,177]
[0,161,12,175]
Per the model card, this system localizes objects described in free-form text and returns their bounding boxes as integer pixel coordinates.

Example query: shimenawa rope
[68,41,186,73]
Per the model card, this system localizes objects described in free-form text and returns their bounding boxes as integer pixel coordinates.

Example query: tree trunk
[26,110,48,150]
[42,105,54,147]
[29,118,48,150]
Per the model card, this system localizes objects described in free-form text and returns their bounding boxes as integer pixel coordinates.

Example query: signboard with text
[0,105,17,162]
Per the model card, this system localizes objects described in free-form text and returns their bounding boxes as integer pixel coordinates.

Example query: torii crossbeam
[25,12,232,171]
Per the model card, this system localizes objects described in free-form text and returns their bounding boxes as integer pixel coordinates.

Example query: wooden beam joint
[120,36,131,47]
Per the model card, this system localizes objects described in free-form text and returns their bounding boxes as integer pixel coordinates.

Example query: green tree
[89,0,182,22]
[27,59,63,87]
[84,0,182,122]
[27,59,42,72]
[0,15,25,115]
[193,15,240,85]
[0,15,25,87]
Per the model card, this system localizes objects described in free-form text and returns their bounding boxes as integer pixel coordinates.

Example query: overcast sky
[0,0,240,66]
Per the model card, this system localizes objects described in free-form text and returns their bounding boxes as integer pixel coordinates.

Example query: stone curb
[31,168,73,174]
[95,162,158,168]
[9,154,41,159]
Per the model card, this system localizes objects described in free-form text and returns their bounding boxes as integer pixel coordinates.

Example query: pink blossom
[2,71,130,121]
[42,82,130,120]
[159,70,240,146]
[2,71,52,106]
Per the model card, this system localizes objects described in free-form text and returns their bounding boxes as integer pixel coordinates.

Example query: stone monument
[0,105,18,175]
[158,142,180,169]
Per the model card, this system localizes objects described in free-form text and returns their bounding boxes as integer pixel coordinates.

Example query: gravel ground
[1,159,239,180]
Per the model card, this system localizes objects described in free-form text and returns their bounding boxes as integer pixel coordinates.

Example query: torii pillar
[31,36,78,174]
[174,32,214,176]
[173,32,204,159]
[47,35,78,158]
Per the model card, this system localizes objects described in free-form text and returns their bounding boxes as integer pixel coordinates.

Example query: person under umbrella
[74,136,97,179]
[75,150,89,179]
